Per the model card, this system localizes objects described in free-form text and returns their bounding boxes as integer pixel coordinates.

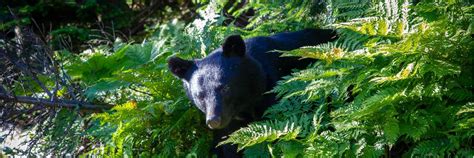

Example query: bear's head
[168,35,266,129]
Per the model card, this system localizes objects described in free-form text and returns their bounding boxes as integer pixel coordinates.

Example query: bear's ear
[168,57,194,79]
[222,35,246,57]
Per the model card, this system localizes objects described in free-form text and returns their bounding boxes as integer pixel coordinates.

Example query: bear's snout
[206,115,222,129]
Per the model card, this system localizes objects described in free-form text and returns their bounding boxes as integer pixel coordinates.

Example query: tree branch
[0,94,112,111]
[1,31,53,99]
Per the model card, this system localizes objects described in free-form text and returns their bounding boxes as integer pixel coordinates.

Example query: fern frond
[219,116,306,151]
[411,138,452,157]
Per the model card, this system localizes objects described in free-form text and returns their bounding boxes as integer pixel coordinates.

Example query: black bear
[168,29,337,157]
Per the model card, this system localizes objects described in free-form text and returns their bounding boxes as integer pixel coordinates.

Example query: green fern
[218,116,304,151]
[221,0,473,157]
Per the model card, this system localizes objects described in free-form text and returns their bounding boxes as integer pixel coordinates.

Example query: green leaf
[85,79,130,99]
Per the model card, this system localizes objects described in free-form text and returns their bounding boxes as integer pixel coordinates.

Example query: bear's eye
[197,92,206,100]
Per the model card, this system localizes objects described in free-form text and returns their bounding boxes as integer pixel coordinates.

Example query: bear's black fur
[168,29,337,157]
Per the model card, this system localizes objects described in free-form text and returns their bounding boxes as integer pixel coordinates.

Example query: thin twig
[0,49,53,98]
[0,94,112,110]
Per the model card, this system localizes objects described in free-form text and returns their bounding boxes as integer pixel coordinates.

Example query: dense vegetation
[1,0,472,157]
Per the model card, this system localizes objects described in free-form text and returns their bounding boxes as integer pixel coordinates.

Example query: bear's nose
[206,116,222,129]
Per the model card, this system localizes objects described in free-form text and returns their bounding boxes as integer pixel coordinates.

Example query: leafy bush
[65,1,330,156]
[69,21,213,157]
[67,3,242,156]
[221,0,473,157]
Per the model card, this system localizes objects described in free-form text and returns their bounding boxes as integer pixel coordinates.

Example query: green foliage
[61,3,246,156]
[66,21,214,156]
[37,109,84,154]
[63,1,332,156]
[234,0,325,33]
[221,0,474,157]
[219,116,303,151]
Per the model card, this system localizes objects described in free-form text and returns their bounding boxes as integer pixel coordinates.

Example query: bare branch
[0,94,112,111]
[2,27,54,98]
